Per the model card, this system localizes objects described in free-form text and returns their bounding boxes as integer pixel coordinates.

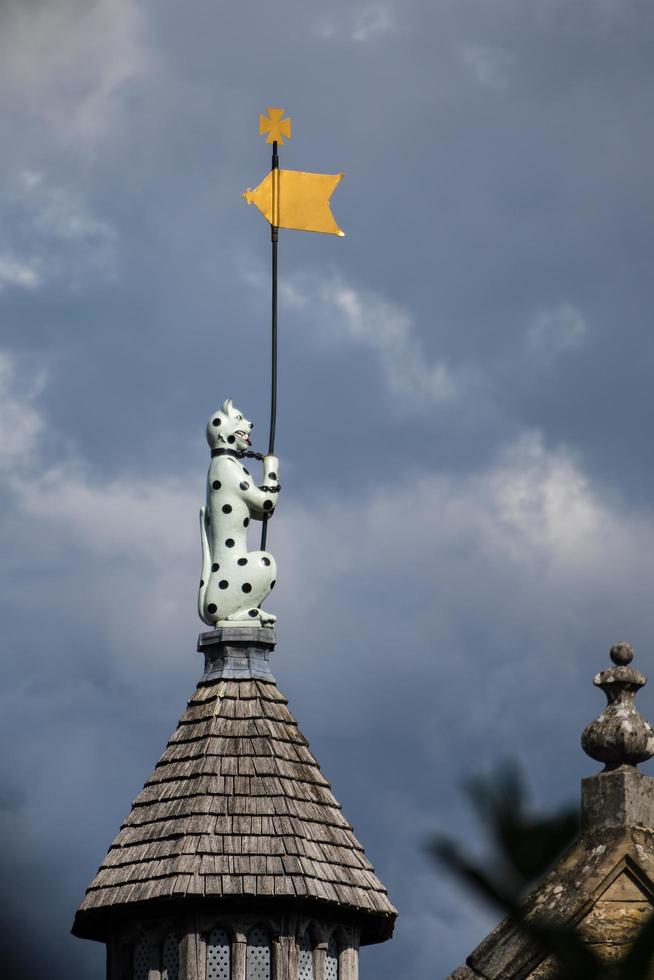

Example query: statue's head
[206,398,254,453]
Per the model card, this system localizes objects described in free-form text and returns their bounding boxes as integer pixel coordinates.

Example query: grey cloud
[1,2,654,977]
[278,272,457,402]
[0,171,117,290]
[0,0,153,152]
[461,44,512,90]
[526,303,588,358]
[3,352,654,976]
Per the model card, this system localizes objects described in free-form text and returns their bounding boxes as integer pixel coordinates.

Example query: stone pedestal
[581,767,654,832]
[198,626,276,682]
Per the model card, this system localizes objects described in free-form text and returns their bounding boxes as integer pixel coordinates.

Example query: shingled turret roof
[73,634,396,945]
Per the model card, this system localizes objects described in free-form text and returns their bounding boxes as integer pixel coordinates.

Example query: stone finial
[581,643,654,769]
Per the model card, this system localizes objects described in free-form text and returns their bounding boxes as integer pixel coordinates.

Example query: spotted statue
[198,399,280,627]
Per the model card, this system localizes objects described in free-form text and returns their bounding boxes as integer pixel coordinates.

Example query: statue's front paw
[239,607,276,626]
[223,607,276,625]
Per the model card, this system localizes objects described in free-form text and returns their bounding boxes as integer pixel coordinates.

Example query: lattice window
[161,932,179,980]
[133,936,150,980]
[298,931,314,980]
[325,936,339,980]
[207,927,231,980]
[246,925,271,980]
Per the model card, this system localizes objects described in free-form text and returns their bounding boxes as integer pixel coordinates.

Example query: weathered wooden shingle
[74,676,396,939]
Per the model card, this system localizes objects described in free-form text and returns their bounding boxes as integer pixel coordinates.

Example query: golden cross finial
[259,107,292,145]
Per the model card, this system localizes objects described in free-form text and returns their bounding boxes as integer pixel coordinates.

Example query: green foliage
[430,764,654,979]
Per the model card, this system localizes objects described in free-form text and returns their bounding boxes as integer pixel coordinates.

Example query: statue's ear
[221,398,233,415]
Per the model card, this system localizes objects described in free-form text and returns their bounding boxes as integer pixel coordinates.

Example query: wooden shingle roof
[73,674,396,942]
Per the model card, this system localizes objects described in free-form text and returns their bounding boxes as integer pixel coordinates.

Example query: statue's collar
[211,447,239,458]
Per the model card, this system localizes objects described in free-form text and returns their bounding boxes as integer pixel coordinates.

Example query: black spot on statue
[219,580,228,590]
[212,480,221,490]
[238,558,248,566]
[212,418,221,427]
[212,563,219,572]
[242,583,252,593]
[243,518,249,527]
[207,603,217,614]
[227,435,235,444]
[269,471,277,480]
[225,538,235,548]
[270,580,276,589]
[248,609,258,618]
[263,500,273,511]
[243,468,250,475]
[261,557,271,567]
[200,579,204,587]
[240,481,249,490]
[222,504,232,514]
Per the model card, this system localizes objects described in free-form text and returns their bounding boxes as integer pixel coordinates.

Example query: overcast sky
[2,1,654,977]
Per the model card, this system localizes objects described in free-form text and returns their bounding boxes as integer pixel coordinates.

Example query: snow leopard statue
[198,399,280,628]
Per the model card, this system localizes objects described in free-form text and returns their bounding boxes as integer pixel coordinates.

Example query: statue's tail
[198,506,212,625]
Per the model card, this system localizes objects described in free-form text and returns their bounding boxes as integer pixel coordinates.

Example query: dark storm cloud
[1,1,654,978]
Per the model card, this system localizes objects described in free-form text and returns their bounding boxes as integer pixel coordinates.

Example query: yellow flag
[243,169,345,236]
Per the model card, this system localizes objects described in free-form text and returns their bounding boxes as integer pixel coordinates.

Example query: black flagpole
[261,139,278,551]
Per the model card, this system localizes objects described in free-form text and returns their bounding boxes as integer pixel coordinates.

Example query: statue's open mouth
[234,430,251,446]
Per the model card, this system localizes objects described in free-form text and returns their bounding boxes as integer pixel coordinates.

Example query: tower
[447,642,654,978]
[72,118,394,979]
[72,626,396,978]
[72,592,395,979]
